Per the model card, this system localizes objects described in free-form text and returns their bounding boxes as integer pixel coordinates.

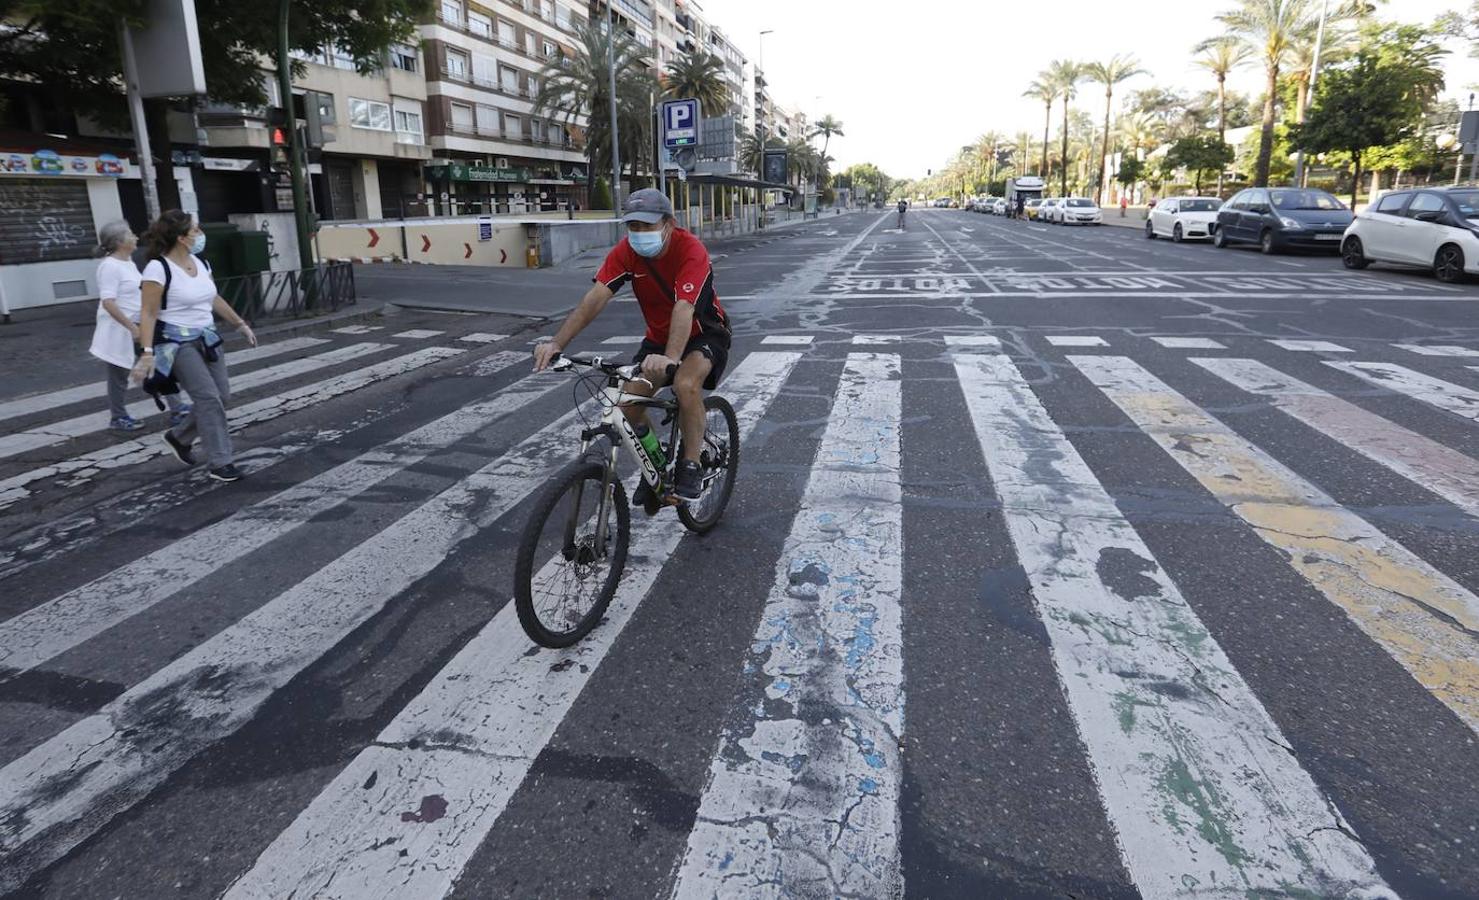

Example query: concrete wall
[535,220,621,267]
[318,216,529,266]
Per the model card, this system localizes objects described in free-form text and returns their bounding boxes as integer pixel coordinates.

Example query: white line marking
[1150,337,1225,349]
[1327,361,1479,422]
[0,347,466,511]
[391,329,445,339]
[1045,335,1109,347]
[674,353,905,899]
[457,332,510,344]
[958,353,1391,898]
[0,353,548,676]
[0,343,391,461]
[852,335,901,344]
[1074,354,1479,733]
[1268,339,1352,353]
[602,335,647,345]
[760,335,815,345]
[1193,357,1479,518]
[220,351,802,900]
[330,325,382,334]
[943,335,1001,347]
[0,355,601,893]
[1394,344,1479,357]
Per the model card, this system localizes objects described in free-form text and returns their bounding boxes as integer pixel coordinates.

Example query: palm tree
[811,114,845,159]
[1048,59,1084,196]
[1023,79,1056,176]
[663,50,729,116]
[1195,38,1251,193]
[1013,130,1035,178]
[1216,0,1317,186]
[1082,54,1147,203]
[534,20,652,201]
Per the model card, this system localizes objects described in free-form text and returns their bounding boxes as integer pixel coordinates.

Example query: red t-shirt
[595,228,728,345]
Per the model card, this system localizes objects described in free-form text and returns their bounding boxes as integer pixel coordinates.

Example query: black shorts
[633,331,730,390]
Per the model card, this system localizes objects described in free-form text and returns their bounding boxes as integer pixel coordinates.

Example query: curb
[248,302,391,340]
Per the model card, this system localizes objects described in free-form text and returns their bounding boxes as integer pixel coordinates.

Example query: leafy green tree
[1194,38,1252,192]
[662,50,728,116]
[1216,0,1318,186]
[1293,47,1427,206]
[1083,54,1146,203]
[1163,136,1235,193]
[1116,155,1146,191]
[588,176,612,211]
[1048,59,1084,195]
[0,0,428,121]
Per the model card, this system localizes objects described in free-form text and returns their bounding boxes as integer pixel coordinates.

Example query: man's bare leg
[672,351,712,463]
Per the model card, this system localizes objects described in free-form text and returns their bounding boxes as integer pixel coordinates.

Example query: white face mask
[628,227,666,257]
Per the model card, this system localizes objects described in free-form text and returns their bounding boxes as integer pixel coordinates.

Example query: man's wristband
[141,348,154,355]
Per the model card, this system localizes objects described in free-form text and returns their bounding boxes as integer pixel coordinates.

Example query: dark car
[1214,187,1353,254]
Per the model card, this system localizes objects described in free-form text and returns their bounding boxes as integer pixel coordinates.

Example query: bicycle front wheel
[677,395,740,534]
[514,460,630,648]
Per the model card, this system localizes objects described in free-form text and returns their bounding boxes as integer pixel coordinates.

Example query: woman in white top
[130,210,257,482]
[90,221,186,431]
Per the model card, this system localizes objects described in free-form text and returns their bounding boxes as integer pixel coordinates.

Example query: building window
[450,101,475,133]
[542,40,556,57]
[440,0,462,25]
[497,19,516,48]
[325,43,357,70]
[499,65,519,93]
[472,53,496,87]
[394,109,423,142]
[348,97,392,130]
[446,48,470,80]
[390,43,418,72]
[477,104,500,136]
[527,75,538,97]
[504,113,523,140]
[467,10,492,37]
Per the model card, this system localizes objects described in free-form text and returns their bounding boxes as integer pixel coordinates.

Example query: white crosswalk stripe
[1327,361,1479,422]
[458,332,509,343]
[6,336,1479,897]
[331,324,382,334]
[1394,344,1479,357]
[219,351,802,900]
[675,353,906,898]
[393,329,446,339]
[957,353,1390,898]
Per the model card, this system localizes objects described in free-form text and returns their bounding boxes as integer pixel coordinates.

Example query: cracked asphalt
[2,208,1478,898]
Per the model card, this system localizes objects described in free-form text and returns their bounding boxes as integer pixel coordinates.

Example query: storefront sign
[1,150,128,177]
[427,163,533,183]
[202,157,259,172]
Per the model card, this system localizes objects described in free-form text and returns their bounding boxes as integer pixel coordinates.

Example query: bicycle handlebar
[548,351,678,381]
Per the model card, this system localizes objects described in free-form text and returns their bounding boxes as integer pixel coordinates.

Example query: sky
[693,0,1479,179]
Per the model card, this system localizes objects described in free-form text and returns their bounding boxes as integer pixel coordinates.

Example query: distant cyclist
[532,188,731,503]
[896,199,907,229]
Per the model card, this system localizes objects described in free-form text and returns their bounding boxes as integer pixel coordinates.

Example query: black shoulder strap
[152,257,172,310]
[640,256,677,303]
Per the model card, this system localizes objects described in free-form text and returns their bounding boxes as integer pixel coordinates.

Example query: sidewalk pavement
[1102,207,1150,230]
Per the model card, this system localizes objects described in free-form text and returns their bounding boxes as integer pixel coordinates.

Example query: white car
[1342,187,1479,283]
[1058,197,1103,225]
[1039,198,1063,223]
[1146,196,1222,242]
[992,198,1008,215]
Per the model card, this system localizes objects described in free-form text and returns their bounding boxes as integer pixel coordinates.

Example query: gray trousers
[105,363,185,420]
[168,341,232,468]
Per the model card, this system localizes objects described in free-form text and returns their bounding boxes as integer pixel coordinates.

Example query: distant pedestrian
[1120,195,1128,217]
[90,220,186,431]
[131,210,257,483]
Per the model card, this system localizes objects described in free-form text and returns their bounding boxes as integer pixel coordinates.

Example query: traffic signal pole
[277,0,316,275]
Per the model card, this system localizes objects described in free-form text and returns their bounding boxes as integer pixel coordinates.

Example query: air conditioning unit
[496,157,510,168]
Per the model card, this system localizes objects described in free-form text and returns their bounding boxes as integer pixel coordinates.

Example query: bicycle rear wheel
[514,460,630,648]
[677,395,740,534]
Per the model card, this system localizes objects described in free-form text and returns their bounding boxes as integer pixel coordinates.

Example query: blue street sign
[661,99,699,149]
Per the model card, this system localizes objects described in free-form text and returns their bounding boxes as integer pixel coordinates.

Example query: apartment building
[196,44,433,222]
[420,0,594,214]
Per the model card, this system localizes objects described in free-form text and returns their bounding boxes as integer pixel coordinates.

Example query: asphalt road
[2,209,1478,898]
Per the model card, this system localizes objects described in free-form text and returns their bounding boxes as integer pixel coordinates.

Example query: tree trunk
[1216,75,1227,195]
[1255,62,1279,187]
[1042,102,1051,176]
[1097,88,1112,205]
[1060,100,1070,196]
[1350,151,1361,210]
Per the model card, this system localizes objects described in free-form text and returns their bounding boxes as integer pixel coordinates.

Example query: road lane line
[0,348,620,892]
[1326,361,1479,422]
[1268,340,1352,353]
[761,335,815,345]
[0,338,328,426]
[219,351,802,900]
[1045,335,1109,347]
[0,353,557,676]
[1394,344,1478,357]
[672,353,905,899]
[944,335,1001,348]
[0,347,466,512]
[0,342,392,461]
[1073,355,1479,734]
[1150,337,1225,349]
[954,352,1391,899]
[1193,357,1479,518]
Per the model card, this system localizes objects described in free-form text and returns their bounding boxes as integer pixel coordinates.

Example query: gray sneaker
[673,460,704,501]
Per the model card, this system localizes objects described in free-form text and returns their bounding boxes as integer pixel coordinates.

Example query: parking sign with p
[662,98,699,150]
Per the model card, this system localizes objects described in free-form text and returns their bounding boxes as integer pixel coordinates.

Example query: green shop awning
[426,163,533,183]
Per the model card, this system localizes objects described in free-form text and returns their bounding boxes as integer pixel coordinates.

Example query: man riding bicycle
[896,199,907,229]
[533,188,731,504]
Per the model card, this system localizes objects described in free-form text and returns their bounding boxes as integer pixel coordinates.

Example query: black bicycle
[513,352,739,648]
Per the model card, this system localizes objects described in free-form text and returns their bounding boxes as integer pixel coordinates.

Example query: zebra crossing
[1,325,1477,897]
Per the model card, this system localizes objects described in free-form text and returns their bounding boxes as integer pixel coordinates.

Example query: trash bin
[199,222,242,279]
[238,230,270,274]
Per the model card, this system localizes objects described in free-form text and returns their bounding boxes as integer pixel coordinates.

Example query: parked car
[992,198,1008,215]
[1039,198,1063,223]
[1214,187,1352,253]
[1025,198,1046,220]
[1058,197,1103,225]
[1147,196,1222,242]
[1341,187,1479,283]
